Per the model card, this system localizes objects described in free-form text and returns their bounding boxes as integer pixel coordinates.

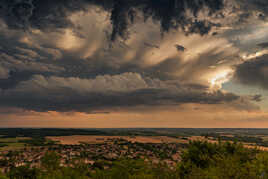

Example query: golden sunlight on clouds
[209,69,234,90]
[241,50,268,61]
[56,29,84,50]
[33,9,241,93]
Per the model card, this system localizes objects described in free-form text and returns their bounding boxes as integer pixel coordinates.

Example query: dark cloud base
[235,54,268,89]
[0,73,240,113]
[0,0,225,41]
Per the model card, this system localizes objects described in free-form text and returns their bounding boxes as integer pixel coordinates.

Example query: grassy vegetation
[18,138,56,146]
[0,137,56,151]
[0,143,26,151]
[0,137,30,151]
[0,137,30,143]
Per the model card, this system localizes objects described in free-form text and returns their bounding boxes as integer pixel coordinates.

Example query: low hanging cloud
[0,72,248,112]
[258,42,268,48]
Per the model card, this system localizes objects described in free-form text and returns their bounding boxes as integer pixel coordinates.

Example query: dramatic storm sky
[0,0,268,127]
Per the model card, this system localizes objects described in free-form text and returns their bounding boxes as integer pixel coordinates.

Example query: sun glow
[210,69,234,90]
[241,50,268,61]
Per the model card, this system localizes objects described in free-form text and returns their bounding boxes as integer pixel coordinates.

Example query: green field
[0,137,30,151]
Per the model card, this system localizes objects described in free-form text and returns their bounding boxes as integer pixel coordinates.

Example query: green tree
[8,166,40,179]
[41,152,60,171]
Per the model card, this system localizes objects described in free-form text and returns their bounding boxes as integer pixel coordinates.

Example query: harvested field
[47,135,268,151]
[47,135,188,145]
[187,136,217,143]
[187,136,268,151]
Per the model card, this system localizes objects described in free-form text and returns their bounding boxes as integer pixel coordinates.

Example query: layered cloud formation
[0,72,242,112]
[0,0,267,126]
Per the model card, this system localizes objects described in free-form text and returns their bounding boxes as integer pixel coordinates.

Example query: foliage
[41,152,61,171]
[8,166,40,179]
[0,172,8,179]
[91,159,178,179]
[177,141,262,179]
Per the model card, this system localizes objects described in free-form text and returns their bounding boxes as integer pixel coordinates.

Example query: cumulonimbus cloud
[0,0,266,115]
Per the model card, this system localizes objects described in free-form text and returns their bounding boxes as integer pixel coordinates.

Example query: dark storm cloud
[0,0,225,41]
[0,71,34,90]
[237,0,268,20]
[0,0,86,30]
[235,54,268,89]
[175,44,186,52]
[0,30,65,89]
[107,0,224,40]
[1,0,266,41]
[257,42,268,48]
[0,73,240,112]
[251,94,262,102]
[0,0,264,114]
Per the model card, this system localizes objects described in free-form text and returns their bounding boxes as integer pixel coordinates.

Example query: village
[0,138,183,174]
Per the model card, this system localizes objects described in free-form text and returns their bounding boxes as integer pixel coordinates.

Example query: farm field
[47,135,189,145]
[46,134,268,151]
